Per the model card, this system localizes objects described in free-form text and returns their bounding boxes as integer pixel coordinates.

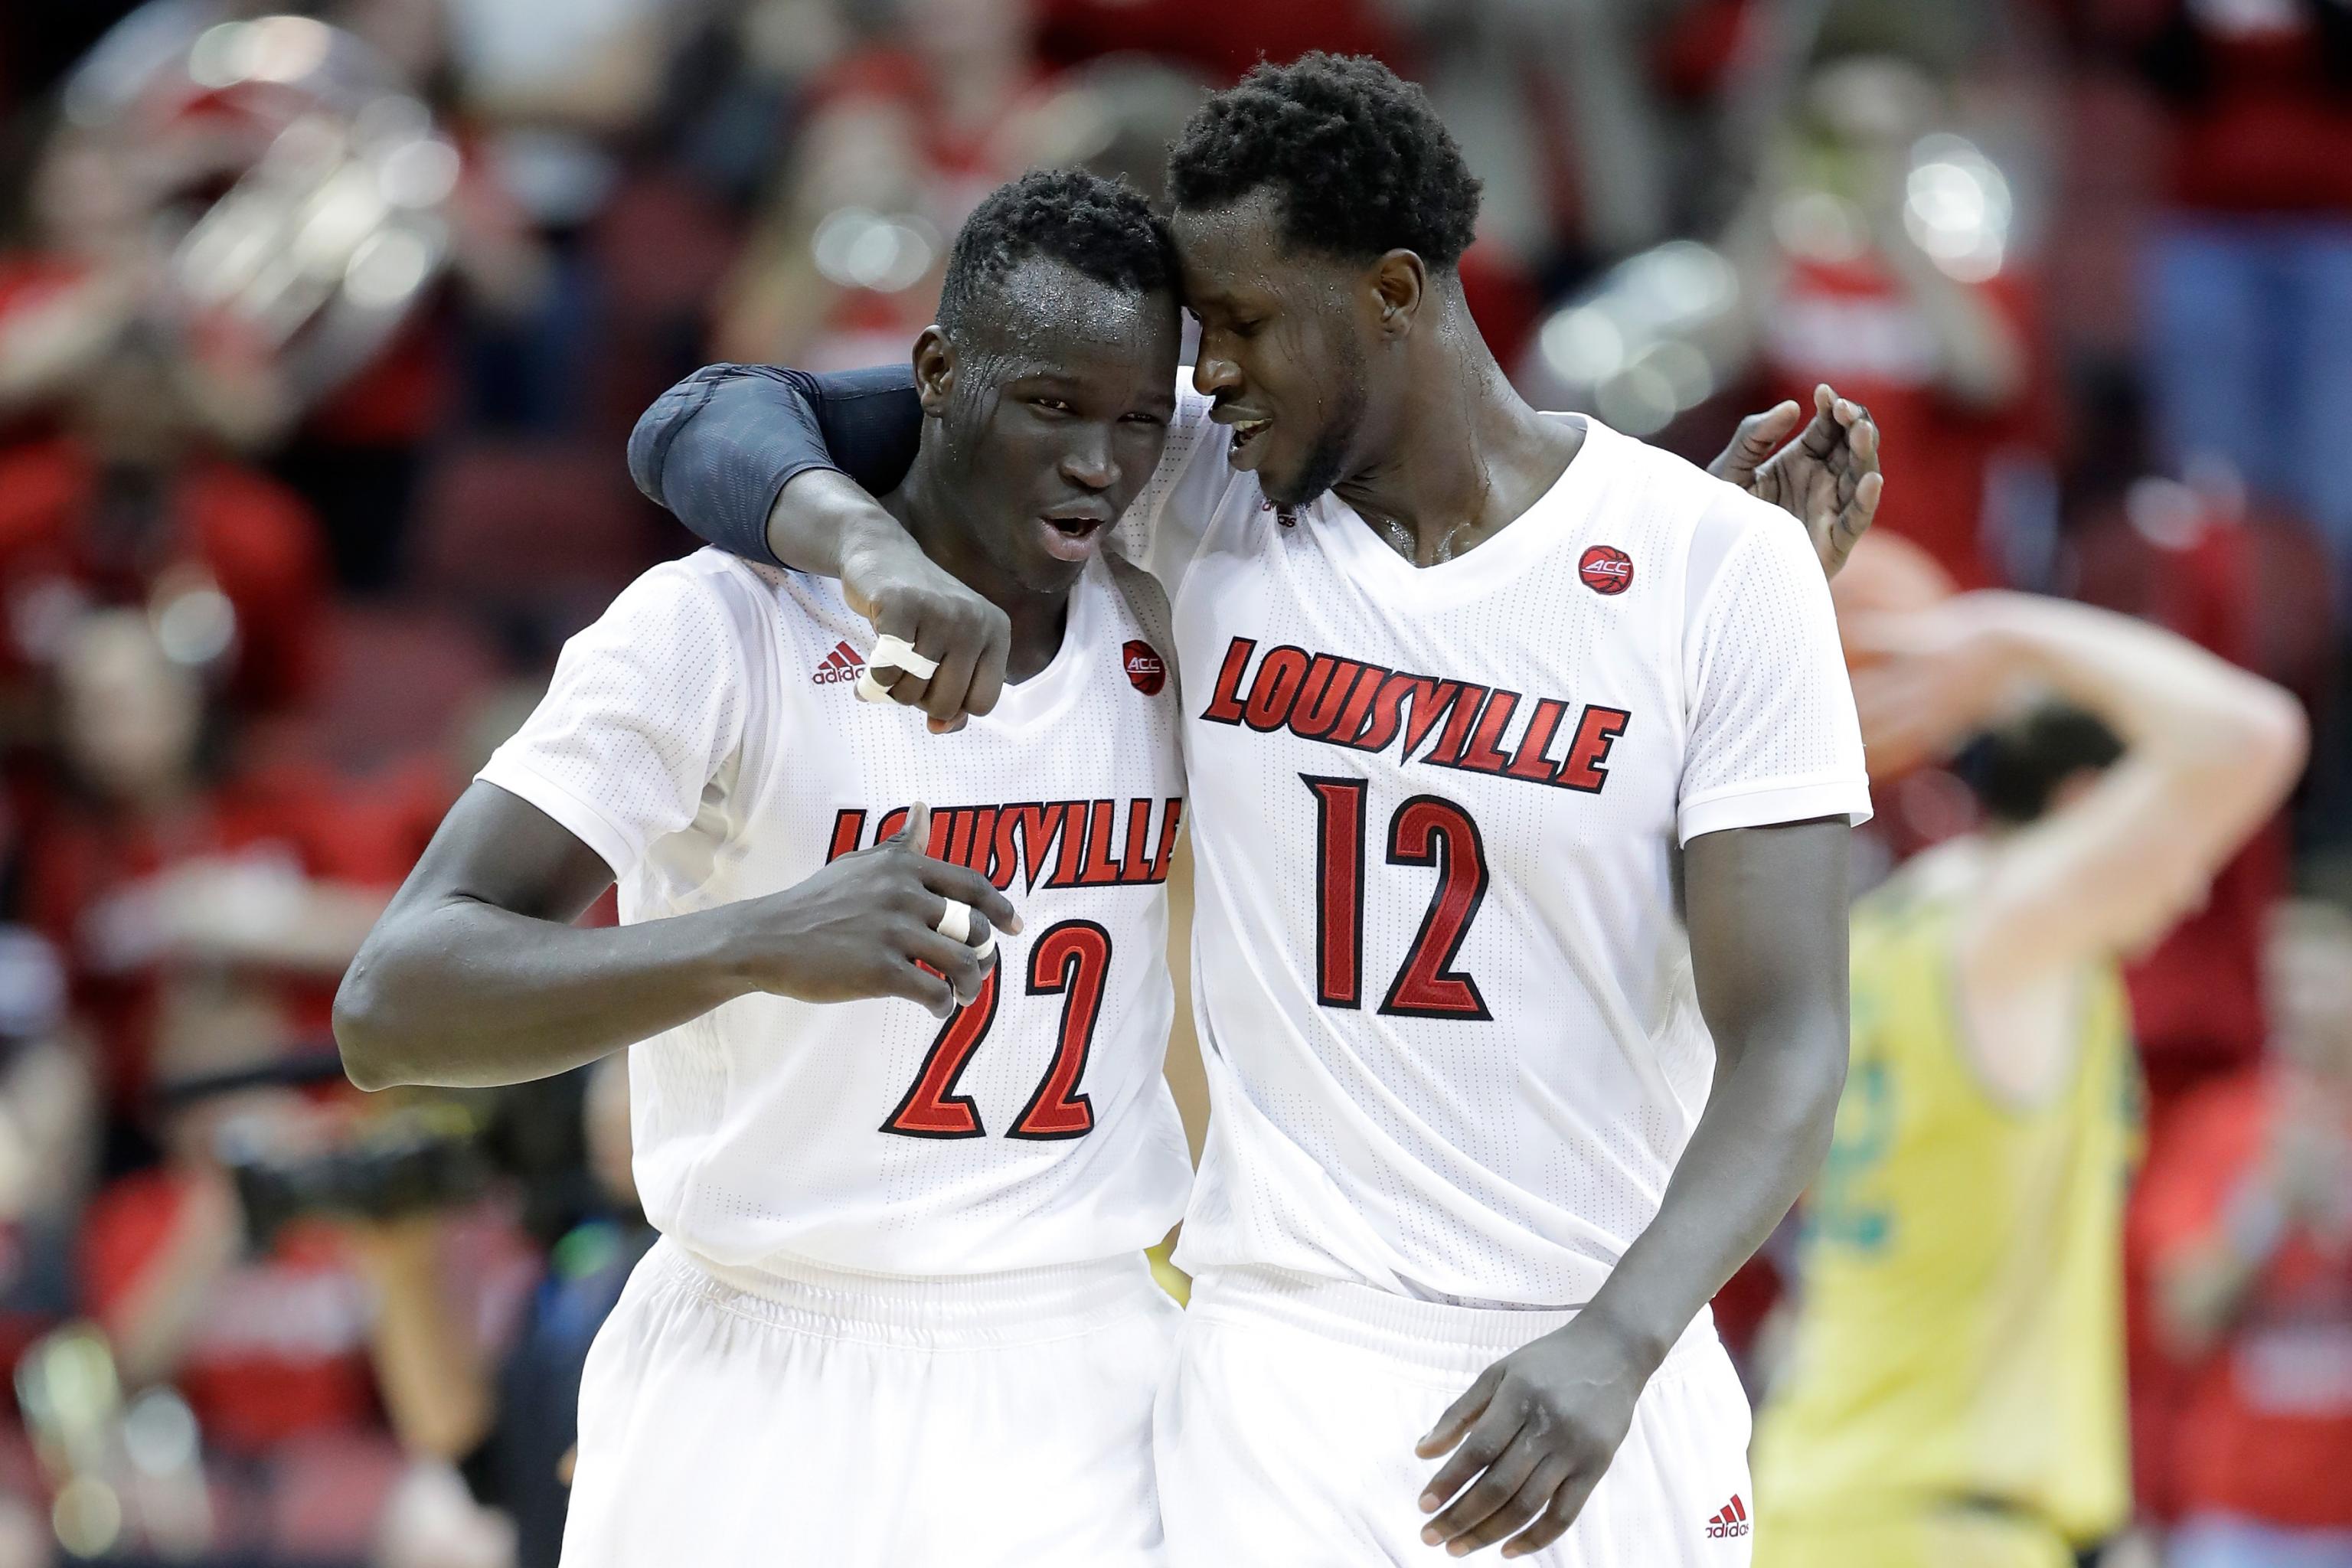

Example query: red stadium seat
[263,603,501,776]
[410,439,662,646]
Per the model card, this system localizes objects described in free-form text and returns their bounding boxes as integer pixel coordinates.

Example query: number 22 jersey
[477,548,1193,1278]
[1119,395,1871,1308]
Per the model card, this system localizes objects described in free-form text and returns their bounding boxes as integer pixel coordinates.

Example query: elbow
[2237,683,2310,800]
[332,961,413,1093]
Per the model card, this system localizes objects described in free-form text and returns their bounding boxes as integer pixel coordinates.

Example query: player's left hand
[1413,1314,1651,1557]
[1710,382,1883,580]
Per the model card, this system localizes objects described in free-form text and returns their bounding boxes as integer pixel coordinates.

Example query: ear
[911,326,956,413]
[1368,250,1428,339]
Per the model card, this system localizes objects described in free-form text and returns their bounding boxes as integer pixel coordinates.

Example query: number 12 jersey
[1119,395,1871,1308]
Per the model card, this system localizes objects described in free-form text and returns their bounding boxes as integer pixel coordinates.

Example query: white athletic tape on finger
[870,635,939,681]
[854,668,896,704]
[975,929,996,962]
[934,898,972,946]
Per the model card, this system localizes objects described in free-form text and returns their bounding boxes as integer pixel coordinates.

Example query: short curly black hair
[1961,702,2124,824]
[1166,53,1481,267]
[937,168,1176,334]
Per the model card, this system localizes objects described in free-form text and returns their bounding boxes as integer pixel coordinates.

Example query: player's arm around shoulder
[629,360,1222,733]
[333,563,1020,1092]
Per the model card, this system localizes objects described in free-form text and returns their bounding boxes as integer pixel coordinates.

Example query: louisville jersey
[479,548,1193,1276]
[1119,393,1870,1308]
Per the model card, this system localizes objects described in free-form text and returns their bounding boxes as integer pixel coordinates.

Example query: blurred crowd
[0,0,2344,1563]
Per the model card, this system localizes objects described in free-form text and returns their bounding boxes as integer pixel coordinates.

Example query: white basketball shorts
[1154,1267,1754,1567]
[560,1239,1180,1567]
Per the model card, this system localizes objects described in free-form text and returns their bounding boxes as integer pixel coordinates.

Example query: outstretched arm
[1413,818,1849,1557]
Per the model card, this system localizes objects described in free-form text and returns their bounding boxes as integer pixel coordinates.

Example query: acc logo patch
[1579,545,1634,596]
[1122,639,1167,696]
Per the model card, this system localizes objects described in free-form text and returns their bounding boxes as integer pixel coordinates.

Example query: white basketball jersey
[1119,391,1870,1308]
[479,549,1193,1276]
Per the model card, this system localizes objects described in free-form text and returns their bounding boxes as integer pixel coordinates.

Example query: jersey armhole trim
[473,761,642,884]
[1677,773,1873,845]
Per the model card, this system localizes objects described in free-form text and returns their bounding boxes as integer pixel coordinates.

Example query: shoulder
[619,549,784,621]
[1553,417,1795,593]
[1100,550,1171,632]
[568,550,798,678]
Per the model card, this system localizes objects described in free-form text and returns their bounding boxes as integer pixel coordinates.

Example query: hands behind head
[1841,594,2020,782]
[1711,384,1884,581]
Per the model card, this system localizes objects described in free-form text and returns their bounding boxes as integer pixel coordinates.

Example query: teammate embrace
[341,53,1883,1568]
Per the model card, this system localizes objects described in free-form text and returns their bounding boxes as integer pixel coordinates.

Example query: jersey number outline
[1303,776,1493,1021]
[881,919,1112,1139]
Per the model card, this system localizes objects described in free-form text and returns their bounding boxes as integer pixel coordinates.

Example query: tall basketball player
[335,172,1197,1566]
[628,54,1877,1566]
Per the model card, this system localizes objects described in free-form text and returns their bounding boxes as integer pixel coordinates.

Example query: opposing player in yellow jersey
[1753,584,2306,1568]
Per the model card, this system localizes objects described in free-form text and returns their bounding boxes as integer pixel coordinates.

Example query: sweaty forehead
[1171,191,1345,306]
[959,256,1174,369]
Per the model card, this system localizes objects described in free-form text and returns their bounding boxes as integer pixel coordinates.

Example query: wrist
[763,469,910,575]
[836,508,923,585]
[694,901,782,1002]
[1569,1291,1678,1377]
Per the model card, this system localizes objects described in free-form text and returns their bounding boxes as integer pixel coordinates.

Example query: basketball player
[334,172,1199,1566]
[1752,585,2305,1568]
[629,54,1877,1564]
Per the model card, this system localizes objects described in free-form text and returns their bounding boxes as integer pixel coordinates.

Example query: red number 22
[883,919,1112,1139]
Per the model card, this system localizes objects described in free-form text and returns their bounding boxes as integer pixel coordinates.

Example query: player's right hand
[730,805,1020,1017]
[841,528,1011,734]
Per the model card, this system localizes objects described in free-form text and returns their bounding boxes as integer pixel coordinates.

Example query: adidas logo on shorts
[812,641,864,685]
[1704,1495,1749,1539]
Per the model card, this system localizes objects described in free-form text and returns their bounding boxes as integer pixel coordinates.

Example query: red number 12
[1303,776,1491,1021]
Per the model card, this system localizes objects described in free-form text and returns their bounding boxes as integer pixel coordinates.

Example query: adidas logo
[1704,1495,1749,1540]
[812,641,864,685]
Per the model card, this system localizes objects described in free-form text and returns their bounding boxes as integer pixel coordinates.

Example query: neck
[883,451,1070,684]
[1330,284,1579,567]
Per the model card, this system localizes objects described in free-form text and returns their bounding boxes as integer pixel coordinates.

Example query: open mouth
[1038,514,1108,561]
[1226,415,1273,470]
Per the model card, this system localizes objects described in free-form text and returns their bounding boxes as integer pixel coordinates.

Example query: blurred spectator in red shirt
[2136,899,2352,1567]
[2096,0,2352,602]
[23,610,392,1116]
[1712,57,2041,587]
[2067,466,2301,1108]
[0,328,326,733]
[78,1072,533,1560]
[1737,55,2046,589]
